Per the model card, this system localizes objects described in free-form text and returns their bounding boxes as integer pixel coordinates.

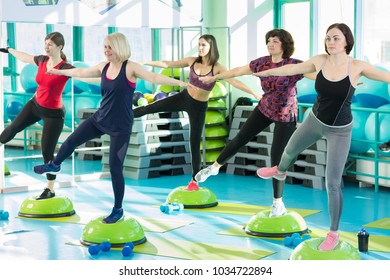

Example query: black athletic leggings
[133,89,208,180]
[217,108,296,198]
[52,117,131,209]
[0,98,64,181]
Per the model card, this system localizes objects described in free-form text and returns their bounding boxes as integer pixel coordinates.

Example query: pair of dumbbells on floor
[88,241,135,257]
[283,233,311,248]
[0,209,9,220]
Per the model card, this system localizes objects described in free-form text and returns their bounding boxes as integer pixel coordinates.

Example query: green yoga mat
[363,218,390,230]
[219,226,390,253]
[186,202,320,217]
[67,236,275,260]
[18,212,193,233]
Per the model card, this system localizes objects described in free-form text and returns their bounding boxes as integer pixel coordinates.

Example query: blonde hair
[105,32,131,61]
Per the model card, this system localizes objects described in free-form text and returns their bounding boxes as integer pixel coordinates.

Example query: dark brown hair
[195,34,219,65]
[325,23,354,55]
[265,29,295,59]
[45,32,67,61]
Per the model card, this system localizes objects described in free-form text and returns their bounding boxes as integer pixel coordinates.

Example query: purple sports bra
[188,61,216,91]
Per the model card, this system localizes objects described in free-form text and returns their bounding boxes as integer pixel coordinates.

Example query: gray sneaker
[269,201,287,218]
[195,166,219,182]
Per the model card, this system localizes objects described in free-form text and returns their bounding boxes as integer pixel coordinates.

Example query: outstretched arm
[359,61,390,84]
[131,61,189,88]
[254,57,318,77]
[141,57,194,69]
[200,64,252,84]
[1,47,35,65]
[47,62,104,78]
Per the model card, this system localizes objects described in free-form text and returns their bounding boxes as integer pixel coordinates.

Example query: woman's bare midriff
[188,86,211,102]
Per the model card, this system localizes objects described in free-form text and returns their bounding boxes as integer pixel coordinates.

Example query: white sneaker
[269,201,287,218]
[195,165,219,182]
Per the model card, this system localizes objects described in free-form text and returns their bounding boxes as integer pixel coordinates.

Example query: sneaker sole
[256,170,286,181]
[195,172,218,183]
[33,169,60,175]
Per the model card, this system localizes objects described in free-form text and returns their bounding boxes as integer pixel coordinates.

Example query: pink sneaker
[257,166,286,181]
[318,231,339,251]
[185,180,199,191]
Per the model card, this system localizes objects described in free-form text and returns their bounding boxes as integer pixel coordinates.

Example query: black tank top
[312,60,355,126]
[92,60,135,135]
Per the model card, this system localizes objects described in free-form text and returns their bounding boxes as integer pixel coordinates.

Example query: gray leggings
[278,111,352,231]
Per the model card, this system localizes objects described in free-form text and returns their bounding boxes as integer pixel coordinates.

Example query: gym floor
[1,147,390,261]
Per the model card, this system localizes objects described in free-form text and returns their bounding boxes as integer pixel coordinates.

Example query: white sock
[212,163,221,171]
[273,198,283,204]
[46,180,55,192]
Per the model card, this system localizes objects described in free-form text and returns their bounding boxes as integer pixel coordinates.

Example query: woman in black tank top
[33,32,189,224]
[255,23,390,251]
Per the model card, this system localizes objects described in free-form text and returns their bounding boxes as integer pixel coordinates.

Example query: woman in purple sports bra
[256,23,390,251]
[136,34,260,190]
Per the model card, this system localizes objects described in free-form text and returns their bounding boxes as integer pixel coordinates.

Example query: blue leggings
[53,118,130,209]
[278,111,353,231]
[217,108,296,198]
[133,89,208,180]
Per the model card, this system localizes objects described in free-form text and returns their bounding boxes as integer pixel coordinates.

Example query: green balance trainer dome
[208,99,226,110]
[81,215,146,247]
[159,67,181,78]
[203,150,222,163]
[209,82,227,99]
[18,196,75,218]
[290,238,361,260]
[166,186,218,208]
[245,210,308,237]
[205,126,228,139]
[200,139,226,151]
[205,110,225,125]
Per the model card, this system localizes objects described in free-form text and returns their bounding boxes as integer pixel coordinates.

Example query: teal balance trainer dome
[166,186,218,208]
[290,238,361,260]
[18,196,75,218]
[245,210,308,237]
[81,215,146,247]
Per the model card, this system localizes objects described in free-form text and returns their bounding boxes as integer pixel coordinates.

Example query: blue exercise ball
[355,66,390,108]
[350,105,371,154]
[73,61,91,93]
[74,93,100,124]
[297,78,317,104]
[132,91,144,106]
[6,100,24,121]
[20,64,38,93]
[88,82,101,95]
[62,97,73,128]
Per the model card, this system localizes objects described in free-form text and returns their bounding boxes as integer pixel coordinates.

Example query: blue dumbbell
[283,236,293,246]
[88,241,111,255]
[0,210,9,220]
[160,202,184,214]
[302,234,311,241]
[122,242,135,257]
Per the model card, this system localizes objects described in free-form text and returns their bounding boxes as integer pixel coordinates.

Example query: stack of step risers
[226,105,327,189]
